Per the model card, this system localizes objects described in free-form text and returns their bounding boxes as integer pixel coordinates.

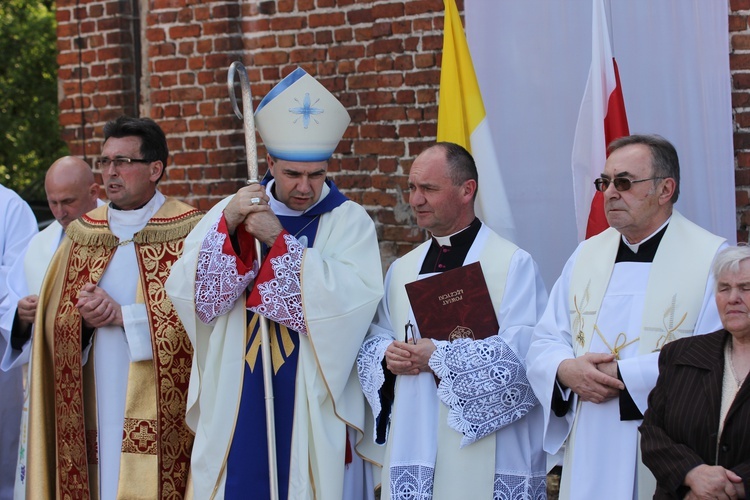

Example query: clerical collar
[266,179,330,217]
[107,191,164,236]
[616,217,670,263]
[622,217,670,253]
[431,218,482,247]
[420,218,481,274]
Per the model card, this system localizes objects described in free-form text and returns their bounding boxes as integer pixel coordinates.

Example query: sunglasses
[593,176,665,192]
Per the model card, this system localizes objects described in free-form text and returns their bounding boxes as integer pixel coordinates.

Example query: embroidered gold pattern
[650,295,690,351]
[246,314,297,374]
[449,325,475,341]
[122,418,158,455]
[136,235,195,497]
[51,201,200,499]
[54,240,113,499]
[571,282,595,348]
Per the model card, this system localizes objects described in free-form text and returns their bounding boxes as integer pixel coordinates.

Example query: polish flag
[572,0,630,240]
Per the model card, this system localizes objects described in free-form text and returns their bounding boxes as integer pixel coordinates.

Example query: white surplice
[526,215,725,500]
[358,223,549,500]
[0,184,37,500]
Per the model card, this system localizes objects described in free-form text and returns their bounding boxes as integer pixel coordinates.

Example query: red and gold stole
[27,198,202,500]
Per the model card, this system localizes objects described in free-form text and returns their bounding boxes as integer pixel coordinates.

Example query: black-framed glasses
[594,176,665,192]
[95,157,154,169]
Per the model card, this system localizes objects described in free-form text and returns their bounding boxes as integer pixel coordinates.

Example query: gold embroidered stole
[26,198,202,500]
[568,211,725,357]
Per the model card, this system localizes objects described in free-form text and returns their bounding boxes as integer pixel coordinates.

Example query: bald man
[0,156,100,499]
[5,156,100,341]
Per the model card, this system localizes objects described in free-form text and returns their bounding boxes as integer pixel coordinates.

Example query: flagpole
[227,61,280,500]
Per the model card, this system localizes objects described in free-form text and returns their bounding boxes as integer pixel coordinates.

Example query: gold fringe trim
[64,202,203,248]
[65,219,120,248]
[134,210,203,244]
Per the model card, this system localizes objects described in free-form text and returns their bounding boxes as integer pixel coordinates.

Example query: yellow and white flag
[437,0,515,242]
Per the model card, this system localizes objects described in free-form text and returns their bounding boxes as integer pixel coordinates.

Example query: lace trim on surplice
[390,463,434,500]
[195,220,256,324]
[429,336,538,447]
[493,472,547,500]
[357,334,391,424]
[249,234,307,335]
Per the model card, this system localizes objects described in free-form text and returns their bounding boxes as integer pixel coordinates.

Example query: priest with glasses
[526,134,728,500]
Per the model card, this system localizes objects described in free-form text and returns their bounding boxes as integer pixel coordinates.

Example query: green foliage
[0,0,67,195]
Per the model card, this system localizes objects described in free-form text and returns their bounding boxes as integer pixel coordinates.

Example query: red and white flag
[572,0,630,240]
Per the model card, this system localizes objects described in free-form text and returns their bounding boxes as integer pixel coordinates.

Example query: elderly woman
[640,245,750,499]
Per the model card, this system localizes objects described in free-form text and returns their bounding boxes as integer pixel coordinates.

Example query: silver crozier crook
[227,60,280,500]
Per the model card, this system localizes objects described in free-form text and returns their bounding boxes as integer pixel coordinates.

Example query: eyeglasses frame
[593,176,667,193]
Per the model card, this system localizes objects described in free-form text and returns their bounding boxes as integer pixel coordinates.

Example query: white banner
[466,0,735,287]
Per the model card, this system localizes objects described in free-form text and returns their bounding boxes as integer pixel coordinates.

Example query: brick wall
[731,0,750,242]
[55,0,453,267]
[56,0,745,264]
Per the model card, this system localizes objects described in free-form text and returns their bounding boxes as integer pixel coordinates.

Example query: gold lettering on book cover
[439,288,464,306]
[136,237,193,497]
[54,241,114,500]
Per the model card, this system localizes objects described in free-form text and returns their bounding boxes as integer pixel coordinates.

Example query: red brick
[373,3,405,19]
[368,39,403,56]
[730,15,748,32]
[335,27,354,42]
[737,189,749,206]
[170,25,201,39]
[254,51,290,66]
[297,32,315,46]
[310,12,346,28]
[406,70,440,86]
[405,0,444,16]
[358,91,395,105]
[330,44,366,60]
[347,8,373,25]
[354,140,405,156]
[270,16,306,31]
[204,20,236,36]
[367,106,407,121]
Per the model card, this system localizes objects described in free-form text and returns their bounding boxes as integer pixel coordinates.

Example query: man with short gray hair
[527,134,727,500]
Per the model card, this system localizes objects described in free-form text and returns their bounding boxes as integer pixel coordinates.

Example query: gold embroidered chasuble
[26,198,202,500]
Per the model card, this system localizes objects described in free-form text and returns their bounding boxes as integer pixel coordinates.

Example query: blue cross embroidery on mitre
[289,92,323,128]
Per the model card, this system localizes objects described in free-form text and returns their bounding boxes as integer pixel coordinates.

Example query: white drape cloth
[466,0,735,287]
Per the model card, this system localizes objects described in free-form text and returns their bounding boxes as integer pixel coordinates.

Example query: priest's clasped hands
[556,352,625,403]
[77,283,124,329]
[385,339,436,376]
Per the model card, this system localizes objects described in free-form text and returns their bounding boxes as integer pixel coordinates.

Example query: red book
[404,262,499,342]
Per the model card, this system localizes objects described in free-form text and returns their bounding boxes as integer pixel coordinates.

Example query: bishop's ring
[250,197,261,205]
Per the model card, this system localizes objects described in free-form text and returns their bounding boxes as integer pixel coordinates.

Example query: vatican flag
[437,0,515,242]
